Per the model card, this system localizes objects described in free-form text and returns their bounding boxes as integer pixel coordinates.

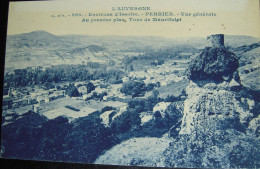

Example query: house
[33,104,40,113]
[28,98,37,104]
[78,85,88,94]
[13,98,28,107]
[48,94,57,101]
[100,110,116,127]
[44,96,50,103]
[3,96,13,109]
[30,92,39,99]
[4,111,18,122]
[36,96,45,104]
[54,90,65,98]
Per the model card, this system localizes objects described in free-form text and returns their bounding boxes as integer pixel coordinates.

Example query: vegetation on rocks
[188,47,239,82]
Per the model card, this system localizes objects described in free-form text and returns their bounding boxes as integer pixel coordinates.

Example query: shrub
[86,82,95,94]
[151,59,164,66]
[101,106,115,113]
[65,84,80,97]
[120,81,147,97]
[146,83,156,91]
[164,129,260,168]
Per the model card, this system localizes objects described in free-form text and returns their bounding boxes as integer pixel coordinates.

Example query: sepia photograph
[1,0,259,168]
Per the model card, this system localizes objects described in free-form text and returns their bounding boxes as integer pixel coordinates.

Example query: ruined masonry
[188,34,239,82]
[207,34,224,48]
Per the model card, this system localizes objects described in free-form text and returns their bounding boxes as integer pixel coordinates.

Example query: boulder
[153,102,171,118]
[100,110,116,127]
[179,82,251,135]
[188,47,239,82]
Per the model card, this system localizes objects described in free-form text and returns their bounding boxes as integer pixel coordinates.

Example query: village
[2,78,127,125]
[2,58,190,126]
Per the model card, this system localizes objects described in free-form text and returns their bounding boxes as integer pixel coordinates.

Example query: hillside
[95,137,171,167]
[5,31,259,72]
[1,32,260,168]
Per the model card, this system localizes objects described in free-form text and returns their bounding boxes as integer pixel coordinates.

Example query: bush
[128,97,160,112]
[164,129,260,168]
[101,106,115,113]
[86,82,95,94]
[44,82,55,89]
[64,113,119,163]
[86,91,107,101]
[120,81,147,97]
[65,84,80,97]
[151,59,164,66]
[146,83,156,91]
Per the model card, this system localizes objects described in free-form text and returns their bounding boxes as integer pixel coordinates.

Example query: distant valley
[1,31,260,168]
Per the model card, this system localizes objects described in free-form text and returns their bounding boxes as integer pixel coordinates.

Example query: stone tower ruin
[207,34,224,48]
[188,33,239,82]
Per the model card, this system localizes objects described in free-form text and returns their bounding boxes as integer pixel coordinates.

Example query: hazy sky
[7,0,260,38]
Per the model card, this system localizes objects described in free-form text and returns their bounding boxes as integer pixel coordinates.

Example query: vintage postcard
[1,0,259,168]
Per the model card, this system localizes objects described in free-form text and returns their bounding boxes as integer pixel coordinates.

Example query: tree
[44,82,55,89]
[86,82,95,94]
[66,84,80,97]
[120,81,147,97]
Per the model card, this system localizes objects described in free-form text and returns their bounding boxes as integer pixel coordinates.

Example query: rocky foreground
[96,34,260,168]
[163,81,259,168]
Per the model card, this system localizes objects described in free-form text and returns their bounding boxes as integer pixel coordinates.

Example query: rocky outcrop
[237,46,260,91]
[163,34,259,168]
[153,102,172,118]
[139,101,183,127]
[179,35,257,137]
[188,47,239,82]
[163,128,260,168]
[179,81,251,135]
[164,76,259,168]
[188,34,239,82]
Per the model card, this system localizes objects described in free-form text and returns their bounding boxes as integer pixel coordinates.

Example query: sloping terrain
[1,32,260,168]
[95,137,171,167]
[5,31,110,70]
[237,46,260,90]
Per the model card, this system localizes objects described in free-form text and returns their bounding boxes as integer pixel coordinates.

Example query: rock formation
[179,81,251,135]
[188,34,239,82]
[164,34,260,168]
